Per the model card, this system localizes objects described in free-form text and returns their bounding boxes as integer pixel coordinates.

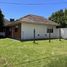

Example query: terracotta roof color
[4,18,11,26]
[18,14,59,26]
[5,14,59,26]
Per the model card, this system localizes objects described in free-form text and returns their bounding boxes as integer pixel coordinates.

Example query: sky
[0,0,67,20]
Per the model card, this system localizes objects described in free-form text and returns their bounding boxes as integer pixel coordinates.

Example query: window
[9,28,12,32]
[38,34,40,36]
[15,25,19,32]
[15,28,18,32]
[45,34,47,36]
[47,28,53,33]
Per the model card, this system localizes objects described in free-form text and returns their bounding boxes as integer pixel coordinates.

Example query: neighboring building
[0,18,11,37]
[4,14,59,40]
[61,28,67,39]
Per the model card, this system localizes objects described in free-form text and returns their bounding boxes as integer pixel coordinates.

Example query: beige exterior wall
[21,23,59,40]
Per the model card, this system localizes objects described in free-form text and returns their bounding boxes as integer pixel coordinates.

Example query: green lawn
[0,38,67,67]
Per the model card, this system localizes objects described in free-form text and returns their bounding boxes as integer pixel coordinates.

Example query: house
[3,14,59,40]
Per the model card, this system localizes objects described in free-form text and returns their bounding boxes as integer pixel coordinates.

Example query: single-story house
[2,14,60,40]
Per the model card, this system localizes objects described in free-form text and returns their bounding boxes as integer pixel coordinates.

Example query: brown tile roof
[5,14,59,26]
[4,19,11,26]
[17,14,59,26]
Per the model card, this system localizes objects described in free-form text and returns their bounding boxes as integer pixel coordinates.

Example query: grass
[0,38,67,67]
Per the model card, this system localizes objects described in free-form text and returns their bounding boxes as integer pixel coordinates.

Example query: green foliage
[0,38,67,67]
[0,9,4,28]
[49,9,67,28]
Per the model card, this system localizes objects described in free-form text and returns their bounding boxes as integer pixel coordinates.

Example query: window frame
[47,28,53,33]
[14,25,19,32]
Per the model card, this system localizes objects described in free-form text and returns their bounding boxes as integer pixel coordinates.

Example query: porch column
[59,28,61,41]
[12,27,14,38]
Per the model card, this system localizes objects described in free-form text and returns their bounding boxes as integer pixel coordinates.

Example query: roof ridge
[17,14,48,21]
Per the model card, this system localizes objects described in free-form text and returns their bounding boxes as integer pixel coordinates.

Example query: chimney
[10,18,15,22]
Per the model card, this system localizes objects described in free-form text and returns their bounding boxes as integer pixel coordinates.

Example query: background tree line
[49,9,67,28]
[0,9,4,28]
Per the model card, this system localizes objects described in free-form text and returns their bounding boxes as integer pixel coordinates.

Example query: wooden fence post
[49,32,51,42]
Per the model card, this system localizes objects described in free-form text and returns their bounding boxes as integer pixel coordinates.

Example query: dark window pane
[15,28,18,32]
[47,28,53,33]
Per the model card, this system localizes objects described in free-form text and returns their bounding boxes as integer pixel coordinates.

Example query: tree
[0,9,4,28]
[49,9,67,28]
[64,9,67,24]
